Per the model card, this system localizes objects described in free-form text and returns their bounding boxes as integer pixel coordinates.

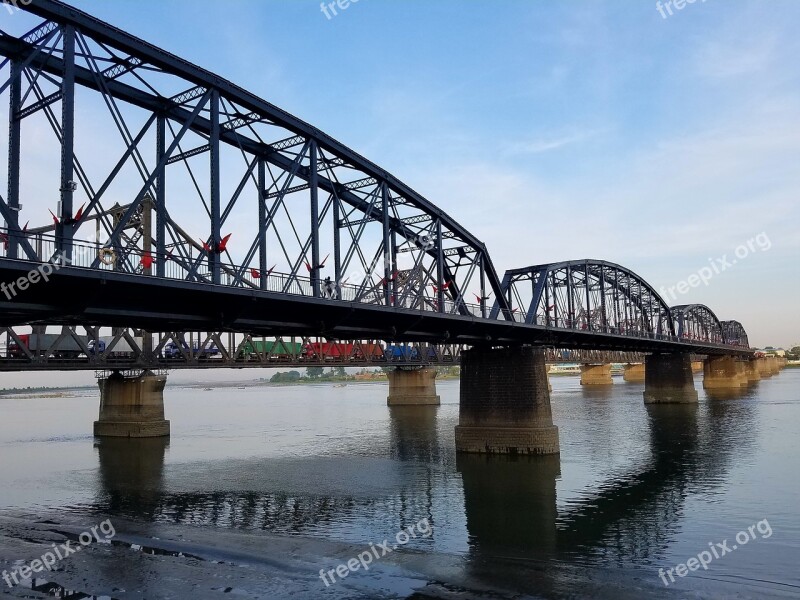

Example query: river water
[0,370,798,599]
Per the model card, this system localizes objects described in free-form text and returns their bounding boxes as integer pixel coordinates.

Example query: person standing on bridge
[323,276,336,299]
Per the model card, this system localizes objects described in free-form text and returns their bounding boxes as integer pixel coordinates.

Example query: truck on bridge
[162,341,221,360]
[237,340,303,361]
[8,334,84,359]
[88,337,144,359]
[301,342,384,361]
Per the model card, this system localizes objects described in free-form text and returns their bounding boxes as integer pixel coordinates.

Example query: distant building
[759,347,786,357]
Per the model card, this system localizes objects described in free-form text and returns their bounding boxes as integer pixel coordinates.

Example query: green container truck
[237,340,303,360]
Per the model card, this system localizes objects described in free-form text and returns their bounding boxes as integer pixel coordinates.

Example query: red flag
[49,210,59,226]
[202,240,210,253]
[250,268,261,279]
[306,255,330,272]
[218,233,232,253]
[141,252,154,269]
[74,203,86,222]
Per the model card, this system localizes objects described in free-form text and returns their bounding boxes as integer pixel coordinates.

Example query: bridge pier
[744,360,762,384]
[643,353,698,404]
[94,371,170,438]
[623,363,646,383]
[455,346,559,455]
[703,356,748,390]
[767,356,780,376]
[387,367,440,406]
[580,363,613,386]
[691,361,704,374]
[756,357,778,378]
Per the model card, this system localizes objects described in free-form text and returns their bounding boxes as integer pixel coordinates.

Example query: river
[0,370,798,599]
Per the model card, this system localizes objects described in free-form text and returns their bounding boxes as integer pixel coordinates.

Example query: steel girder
[0,325,648,371]
[670,304,725,345]
[0,0,507,320]
[494,260,675,340]
[720,321,750,349]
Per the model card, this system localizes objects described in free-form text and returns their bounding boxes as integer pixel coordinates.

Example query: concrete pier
[623,363,646,383]
[703,356,748,390]
[744,360,762,384]
[455,346,559,455]
[580,363,613,386]
[94,371,170,438]
[691,361,704,373]
[767,356,780,376]
[757,357,780,378]
[386,367,440,406]
[643,353,699,404]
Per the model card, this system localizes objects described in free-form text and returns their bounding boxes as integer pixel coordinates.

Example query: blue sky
[8,0,800,347]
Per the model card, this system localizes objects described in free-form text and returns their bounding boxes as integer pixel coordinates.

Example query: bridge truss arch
[0,0,511,320]
[493,260,675,340]
[670,304,725,345]
[721,321,750,349]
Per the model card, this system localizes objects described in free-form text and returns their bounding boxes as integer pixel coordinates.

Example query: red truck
[302,342,384,361]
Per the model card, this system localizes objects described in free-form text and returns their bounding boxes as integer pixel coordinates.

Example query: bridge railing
[0,229,748,351]
[0,228,488,317]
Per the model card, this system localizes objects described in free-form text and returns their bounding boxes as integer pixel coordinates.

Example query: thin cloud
[508,128,607,154]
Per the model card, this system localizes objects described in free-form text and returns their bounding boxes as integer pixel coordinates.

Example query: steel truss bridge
[0,0,752,361]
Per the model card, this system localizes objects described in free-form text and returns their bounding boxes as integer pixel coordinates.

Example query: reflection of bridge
[0,0,783,455]
[84,397,754,598]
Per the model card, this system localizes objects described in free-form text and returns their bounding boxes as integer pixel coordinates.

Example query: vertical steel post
[210,89,221,284]
[309,140,320,297]
[436,219,444,312]
[333,195,342,296]
[7,60,21,259]
[156,115,166,278]
[566,265,574,328]
[142,194,153,275]
[381,182,391,305]
[258,158,267,291]
[58,25,76,263]
[390,230,398,305]
[479,252,487,318]
[544,272,552,326]
[599,266,607,332]
[584,263,592,331]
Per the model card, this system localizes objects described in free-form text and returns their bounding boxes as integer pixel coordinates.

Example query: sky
[2,0,799,350]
